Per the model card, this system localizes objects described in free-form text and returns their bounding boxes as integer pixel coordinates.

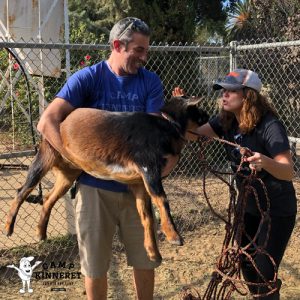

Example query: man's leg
[75,185,120,299]
[133,269,154,300]
[119,191,161,299]
[85,275,108,300]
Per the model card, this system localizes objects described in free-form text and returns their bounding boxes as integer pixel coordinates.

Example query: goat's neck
[160,112,186,142]
[160,112,182,131]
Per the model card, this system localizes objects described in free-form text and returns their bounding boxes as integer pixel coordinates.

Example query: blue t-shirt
[56,61,164,192]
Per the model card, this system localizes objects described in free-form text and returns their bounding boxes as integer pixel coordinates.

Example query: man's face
[119,32,150,74]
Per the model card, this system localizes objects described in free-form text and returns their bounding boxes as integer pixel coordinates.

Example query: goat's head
[160,97,209,141]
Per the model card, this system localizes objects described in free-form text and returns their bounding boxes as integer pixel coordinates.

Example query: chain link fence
[0,39,299,282]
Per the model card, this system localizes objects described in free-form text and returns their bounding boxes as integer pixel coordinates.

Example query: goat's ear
[187,104,209,125]
[186,104,200,118]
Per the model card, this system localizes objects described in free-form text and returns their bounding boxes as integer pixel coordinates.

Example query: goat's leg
[129,184,162,262]
[5,140,56,236]
[36,166,81,240]
[141,172,182,246]
[149,193,182,246]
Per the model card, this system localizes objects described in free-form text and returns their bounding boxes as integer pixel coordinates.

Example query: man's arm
[37,97,75,153]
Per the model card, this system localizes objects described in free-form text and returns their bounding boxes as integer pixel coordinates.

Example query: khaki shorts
[75,183,161,278]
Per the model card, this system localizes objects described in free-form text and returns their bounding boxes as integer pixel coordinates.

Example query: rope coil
[182,135,279,300]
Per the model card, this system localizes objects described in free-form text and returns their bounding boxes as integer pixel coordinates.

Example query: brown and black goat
[5,97,209,262]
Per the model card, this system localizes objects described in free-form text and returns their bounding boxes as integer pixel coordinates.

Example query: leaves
[226,0,300,42]
[68,0,230,44]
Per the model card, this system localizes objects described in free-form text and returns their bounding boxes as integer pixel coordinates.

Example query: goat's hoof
[169,236,183,246]
[5,222,14,236]
[36,228,47,241]
[147,246,162,263]
[149,253,162,263]
[5,224,14,237]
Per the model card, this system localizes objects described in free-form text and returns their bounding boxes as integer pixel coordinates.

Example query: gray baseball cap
[213,69,262,92]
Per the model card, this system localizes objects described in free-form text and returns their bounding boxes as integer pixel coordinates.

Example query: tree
[68,0,231,44]
[120,0,198,43]
[68,0,130,43]
[226,0,300,132]
[226,0,300,42]
[281,11,300,41]
[226,0,252,41]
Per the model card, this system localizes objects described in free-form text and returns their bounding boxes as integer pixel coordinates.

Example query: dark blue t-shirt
[209,113,297,216]
[56,61,164,192]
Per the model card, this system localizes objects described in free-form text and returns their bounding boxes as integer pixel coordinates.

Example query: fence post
[64,0,71,79]
[230,41,237,71]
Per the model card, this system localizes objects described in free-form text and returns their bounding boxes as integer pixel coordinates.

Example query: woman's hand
[244,150,294,180]
[244,152,263,172]
[172,87,185,97]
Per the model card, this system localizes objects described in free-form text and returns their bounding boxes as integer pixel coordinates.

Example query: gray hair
[109,17,150,48]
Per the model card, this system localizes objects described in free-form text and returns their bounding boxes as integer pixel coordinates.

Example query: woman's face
[221,89,244,114]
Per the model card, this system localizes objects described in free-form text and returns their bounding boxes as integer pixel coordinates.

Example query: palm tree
[225,0,253,41]
[226,0,300,42]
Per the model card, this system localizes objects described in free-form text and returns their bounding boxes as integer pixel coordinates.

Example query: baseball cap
[213,69,262,92]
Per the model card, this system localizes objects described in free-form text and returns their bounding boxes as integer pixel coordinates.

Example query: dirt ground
[0,176,299,299]
[0,222,299,300]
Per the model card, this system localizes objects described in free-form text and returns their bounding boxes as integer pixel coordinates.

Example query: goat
[5,97,209,262]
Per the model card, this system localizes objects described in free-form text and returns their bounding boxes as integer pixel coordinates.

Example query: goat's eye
[198,117,204,124]
[197,112,209,125]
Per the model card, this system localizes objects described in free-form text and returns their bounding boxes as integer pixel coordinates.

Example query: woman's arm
[245,150,294,181]
[195,122,218,138]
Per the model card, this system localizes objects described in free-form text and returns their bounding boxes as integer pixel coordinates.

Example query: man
[37,17,164,300]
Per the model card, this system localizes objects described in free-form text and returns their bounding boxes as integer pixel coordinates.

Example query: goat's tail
[5,139,58,236]
[24,139,58,191]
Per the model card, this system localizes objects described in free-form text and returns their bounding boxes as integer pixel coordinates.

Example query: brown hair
[219,88,278,134]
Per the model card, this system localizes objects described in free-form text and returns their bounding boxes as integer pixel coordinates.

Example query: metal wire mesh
[0,39,299,283]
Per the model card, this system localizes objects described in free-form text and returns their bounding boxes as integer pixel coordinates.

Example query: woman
[174,69,297,299]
